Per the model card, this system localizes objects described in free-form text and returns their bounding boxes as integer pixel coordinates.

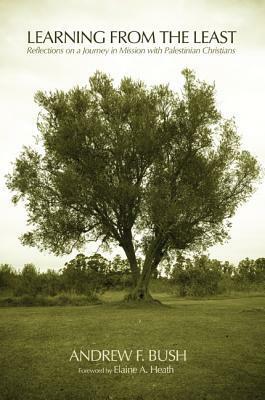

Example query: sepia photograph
[0,1,264,399]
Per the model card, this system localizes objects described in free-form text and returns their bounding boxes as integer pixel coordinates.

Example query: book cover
[1,1,264,399]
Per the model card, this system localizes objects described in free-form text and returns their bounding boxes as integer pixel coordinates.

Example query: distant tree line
[168,255,265,296]
[0,254,132,298]
[0,253,264,300]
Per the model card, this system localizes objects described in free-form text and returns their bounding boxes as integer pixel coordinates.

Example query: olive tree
[7,69,260,301]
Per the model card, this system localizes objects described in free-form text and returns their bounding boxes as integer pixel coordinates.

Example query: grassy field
[0,293,265,400]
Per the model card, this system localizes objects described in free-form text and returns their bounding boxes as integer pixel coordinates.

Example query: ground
[0,292,265,400]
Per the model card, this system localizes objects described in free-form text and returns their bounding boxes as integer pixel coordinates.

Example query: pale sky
[0,0,264,270]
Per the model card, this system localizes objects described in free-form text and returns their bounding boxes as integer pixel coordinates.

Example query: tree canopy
[7,69,260,300]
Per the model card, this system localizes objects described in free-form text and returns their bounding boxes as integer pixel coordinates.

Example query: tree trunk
[125,235,166,302]
[126,260,153,301]
[121,231,140,287]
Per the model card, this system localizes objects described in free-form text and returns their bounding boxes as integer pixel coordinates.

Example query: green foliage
[171,255,224,296]
[110,255,130,273]
[6,70,261,291]
[233,257,265,290]
[15,263,41,296]
[171,254,265,297]
[61,253,109,294]
[0,254,134,299]
[39,268,62,296]
[1,252,265,302]
[0,264,17,292]
[104,255,132,289]
[255,258,265,282]
[236,258,256,283]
